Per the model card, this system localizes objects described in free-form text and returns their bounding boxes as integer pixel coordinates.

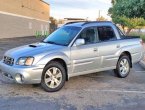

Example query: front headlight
[16,57,34,66]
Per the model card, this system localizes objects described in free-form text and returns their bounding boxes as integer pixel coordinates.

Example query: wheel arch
[45,58,69,81]
[119,51,132,68]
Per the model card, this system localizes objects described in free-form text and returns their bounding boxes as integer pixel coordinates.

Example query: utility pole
[98,10,101,18]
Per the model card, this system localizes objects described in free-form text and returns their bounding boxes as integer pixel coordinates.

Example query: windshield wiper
[42,41,65,46]
[43,41,57,44]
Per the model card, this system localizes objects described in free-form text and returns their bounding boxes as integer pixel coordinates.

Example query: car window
[78,28,97,45]
[116,26,126,38]
[97,26,117,42]
[43,26,81,46]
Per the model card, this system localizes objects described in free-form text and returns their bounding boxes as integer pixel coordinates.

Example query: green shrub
[129,32,145,41]
[140,35,145,42]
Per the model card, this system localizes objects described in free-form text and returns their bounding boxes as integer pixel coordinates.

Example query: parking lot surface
[0,37,145,110]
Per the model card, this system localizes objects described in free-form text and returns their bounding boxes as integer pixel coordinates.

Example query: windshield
[43,26,82,46]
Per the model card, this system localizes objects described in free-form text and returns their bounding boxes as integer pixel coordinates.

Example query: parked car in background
[0,21,144,92]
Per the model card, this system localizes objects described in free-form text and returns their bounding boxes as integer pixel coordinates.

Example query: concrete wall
[0,0,50,38]
[0,0,50,21]
[0,13,49,38]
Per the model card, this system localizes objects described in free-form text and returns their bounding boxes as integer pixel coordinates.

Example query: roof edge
[40,0,50,5]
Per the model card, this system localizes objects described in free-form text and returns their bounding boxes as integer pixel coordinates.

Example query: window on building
[45,25,48,31]
[29,22,32,29]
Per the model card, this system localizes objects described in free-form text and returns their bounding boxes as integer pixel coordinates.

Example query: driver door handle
[94,48,98,52]
[116,45,120,48]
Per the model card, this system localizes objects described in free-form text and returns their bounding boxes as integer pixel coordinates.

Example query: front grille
[3,56,14,66]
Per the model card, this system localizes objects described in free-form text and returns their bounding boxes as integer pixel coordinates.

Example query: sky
[44,0,112,20]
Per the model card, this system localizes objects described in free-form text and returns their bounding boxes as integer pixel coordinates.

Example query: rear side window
[116,26,125,39]
[97,26,117,42]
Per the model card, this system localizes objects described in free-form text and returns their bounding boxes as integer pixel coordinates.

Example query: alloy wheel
[44,67,62,89]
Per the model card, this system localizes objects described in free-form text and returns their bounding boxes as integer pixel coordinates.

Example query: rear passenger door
[97,26,120,68]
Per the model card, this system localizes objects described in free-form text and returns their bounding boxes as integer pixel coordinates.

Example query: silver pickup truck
[0,21,143,92]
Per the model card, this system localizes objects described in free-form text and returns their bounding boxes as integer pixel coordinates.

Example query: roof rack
[64,21,112,26]
[64,21,86,25]
[82,21,112,26]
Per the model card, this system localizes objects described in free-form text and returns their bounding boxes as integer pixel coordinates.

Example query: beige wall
[0,0,50,38]
[0,0,50,21]
[0,13,49,38]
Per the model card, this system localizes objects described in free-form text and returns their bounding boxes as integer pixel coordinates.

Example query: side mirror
[74,39,85,46]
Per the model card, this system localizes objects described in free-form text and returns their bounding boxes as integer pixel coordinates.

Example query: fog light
[15,74,24,83]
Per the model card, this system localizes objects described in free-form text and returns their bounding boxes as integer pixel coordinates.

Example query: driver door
[71,27,101,74]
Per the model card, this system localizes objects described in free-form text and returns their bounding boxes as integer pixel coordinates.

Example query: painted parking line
[85,89,145,94]
[135,71,145,73]
[83,75,105,78]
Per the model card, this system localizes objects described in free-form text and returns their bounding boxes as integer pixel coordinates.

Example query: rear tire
[114,55,131,78]
[41,61,66,92]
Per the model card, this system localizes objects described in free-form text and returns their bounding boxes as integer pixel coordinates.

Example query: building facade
[0,0,50,38]
[58,18,86,28]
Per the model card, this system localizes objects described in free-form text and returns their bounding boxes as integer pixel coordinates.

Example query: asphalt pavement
[0,37,145,110]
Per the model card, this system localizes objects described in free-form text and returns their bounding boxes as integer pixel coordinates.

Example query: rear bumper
[0,61,44,84]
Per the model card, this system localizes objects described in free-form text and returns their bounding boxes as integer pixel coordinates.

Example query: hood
[5,42,64,58]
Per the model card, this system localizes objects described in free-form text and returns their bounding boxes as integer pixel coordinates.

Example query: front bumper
[0,61,44,84]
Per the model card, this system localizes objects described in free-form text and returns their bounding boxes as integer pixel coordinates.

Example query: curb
[139,60,145,69]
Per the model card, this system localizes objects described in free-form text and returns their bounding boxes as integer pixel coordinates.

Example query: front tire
[114,55,131,78]
[41,61,66,92]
